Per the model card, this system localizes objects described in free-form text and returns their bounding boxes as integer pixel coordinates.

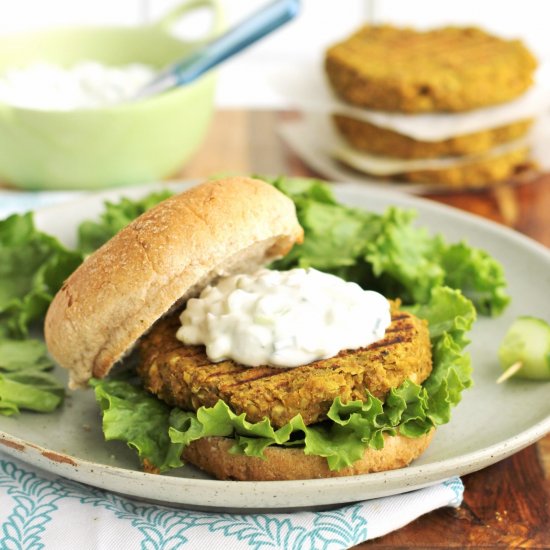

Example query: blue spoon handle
[138,0,300,98]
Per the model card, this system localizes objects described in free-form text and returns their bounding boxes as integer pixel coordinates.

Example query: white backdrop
[0,0,548,107]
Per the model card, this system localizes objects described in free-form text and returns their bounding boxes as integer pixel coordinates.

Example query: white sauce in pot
[176,268,391,368]
[0,61,156,110]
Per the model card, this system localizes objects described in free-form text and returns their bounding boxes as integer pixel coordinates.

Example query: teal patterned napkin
[0,453,463,550]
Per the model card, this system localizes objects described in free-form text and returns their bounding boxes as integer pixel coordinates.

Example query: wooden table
[181,110,550,548]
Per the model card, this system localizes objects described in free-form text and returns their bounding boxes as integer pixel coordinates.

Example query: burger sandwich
[44,176,474,481]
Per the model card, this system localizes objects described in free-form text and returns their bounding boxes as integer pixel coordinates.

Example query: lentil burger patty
[332,116,534,160]
[138,306,432,428]
[325,25,537,113]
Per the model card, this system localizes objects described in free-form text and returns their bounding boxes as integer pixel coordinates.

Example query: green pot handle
[153,0,224,41]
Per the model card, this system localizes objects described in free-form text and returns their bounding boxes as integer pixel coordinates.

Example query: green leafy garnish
[0,213,83,338]
[0,191,173,417]
[91,379,183,471]
[0,212,80,415]
[0,337,64,415]
[439,242,510,316]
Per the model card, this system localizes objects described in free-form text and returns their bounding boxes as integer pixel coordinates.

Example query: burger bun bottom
[181,431,434,481]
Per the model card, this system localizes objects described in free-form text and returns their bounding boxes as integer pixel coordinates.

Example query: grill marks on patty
[137,307,432,428]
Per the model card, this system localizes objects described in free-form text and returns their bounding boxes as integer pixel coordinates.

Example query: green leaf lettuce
[0,337,64,415]
[0,192,173,417]
[0,213,83,338]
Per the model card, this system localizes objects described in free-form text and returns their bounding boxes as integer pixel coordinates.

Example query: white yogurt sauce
[176,268,391,368]
[0,61,156,110]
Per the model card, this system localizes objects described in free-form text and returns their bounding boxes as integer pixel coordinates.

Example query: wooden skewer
[496,361,523,384]
[493,184,519,227]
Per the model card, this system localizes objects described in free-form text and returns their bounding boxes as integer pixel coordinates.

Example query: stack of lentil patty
[325,25,538,188]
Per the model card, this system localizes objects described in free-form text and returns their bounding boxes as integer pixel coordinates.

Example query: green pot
[0,0,223,190]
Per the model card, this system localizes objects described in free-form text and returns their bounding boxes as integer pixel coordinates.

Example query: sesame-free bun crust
[182,431,434,481]
[44,177,304,388]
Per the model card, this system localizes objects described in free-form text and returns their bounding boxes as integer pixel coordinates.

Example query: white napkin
[0,452,463,550]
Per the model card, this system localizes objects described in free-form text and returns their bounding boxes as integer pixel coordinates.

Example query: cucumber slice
[498,316,550,380]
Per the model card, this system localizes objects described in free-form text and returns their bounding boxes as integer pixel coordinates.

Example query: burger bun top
[44,177,304,388]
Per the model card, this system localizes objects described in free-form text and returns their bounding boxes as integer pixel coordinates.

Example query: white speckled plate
[1,181,549,511]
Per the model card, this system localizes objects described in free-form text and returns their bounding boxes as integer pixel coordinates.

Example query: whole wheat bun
[44,177,304,389]
[182,431,434,481]
[45,175,434,481]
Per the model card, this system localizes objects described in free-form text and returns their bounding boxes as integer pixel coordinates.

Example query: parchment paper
[272,61,550,141]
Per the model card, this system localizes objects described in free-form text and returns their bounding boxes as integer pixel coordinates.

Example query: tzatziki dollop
[0,61,155,110]
[176,268,391,368]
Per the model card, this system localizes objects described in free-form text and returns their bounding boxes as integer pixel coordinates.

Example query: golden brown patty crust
[138,308,432,428]
[333,116,533,159]
[394,146,534,187]
[325,25,537,112]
